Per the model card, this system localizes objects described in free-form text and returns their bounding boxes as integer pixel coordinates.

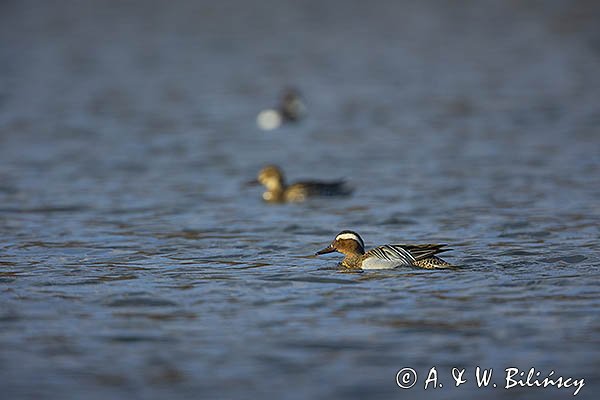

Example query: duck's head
[280,88,305,122]
[256,165,285,191]
[316,230,365,256]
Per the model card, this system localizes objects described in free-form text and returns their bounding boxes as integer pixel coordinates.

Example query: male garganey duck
[315,230,452,269]
[249,165,353,203]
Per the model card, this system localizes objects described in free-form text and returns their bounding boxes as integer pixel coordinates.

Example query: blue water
[1,1,599,399]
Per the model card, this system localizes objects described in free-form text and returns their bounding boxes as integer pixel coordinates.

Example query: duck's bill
[315,245,335,255]
[245,179,259,187]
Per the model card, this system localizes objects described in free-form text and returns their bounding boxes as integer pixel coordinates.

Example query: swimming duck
[315,230,452,269]
[250,165,352,203]
[256,88,306,130]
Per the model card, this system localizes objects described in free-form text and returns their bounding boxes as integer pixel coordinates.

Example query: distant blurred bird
[247,165,352,203]
[256,88,306,130]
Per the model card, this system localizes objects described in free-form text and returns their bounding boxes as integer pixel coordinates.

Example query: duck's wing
[392,244,451,261]
[291,180,353,197]
[362,245,417,269]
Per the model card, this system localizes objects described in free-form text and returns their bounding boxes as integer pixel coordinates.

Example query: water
[1,1,599,399]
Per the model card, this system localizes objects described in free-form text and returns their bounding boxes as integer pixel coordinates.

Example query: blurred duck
[249,165,352,203]
[316,230,453,270]
[257,88,306,130]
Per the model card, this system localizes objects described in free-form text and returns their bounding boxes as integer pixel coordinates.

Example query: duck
[315,230,452,269]
[249,165,353,203]
[256,88,306,130]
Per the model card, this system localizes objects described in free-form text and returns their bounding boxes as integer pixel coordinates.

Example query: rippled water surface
[1,1,600,399]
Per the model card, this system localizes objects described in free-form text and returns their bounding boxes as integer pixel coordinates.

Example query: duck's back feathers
[396,244,452,269]
[362,244,452,270]
[362,245,416,269]
[286,180,353,201]
[394,244,451,260]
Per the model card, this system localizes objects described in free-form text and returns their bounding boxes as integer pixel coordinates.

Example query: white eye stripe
[335,233,364,248]
[336,233,359,241]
